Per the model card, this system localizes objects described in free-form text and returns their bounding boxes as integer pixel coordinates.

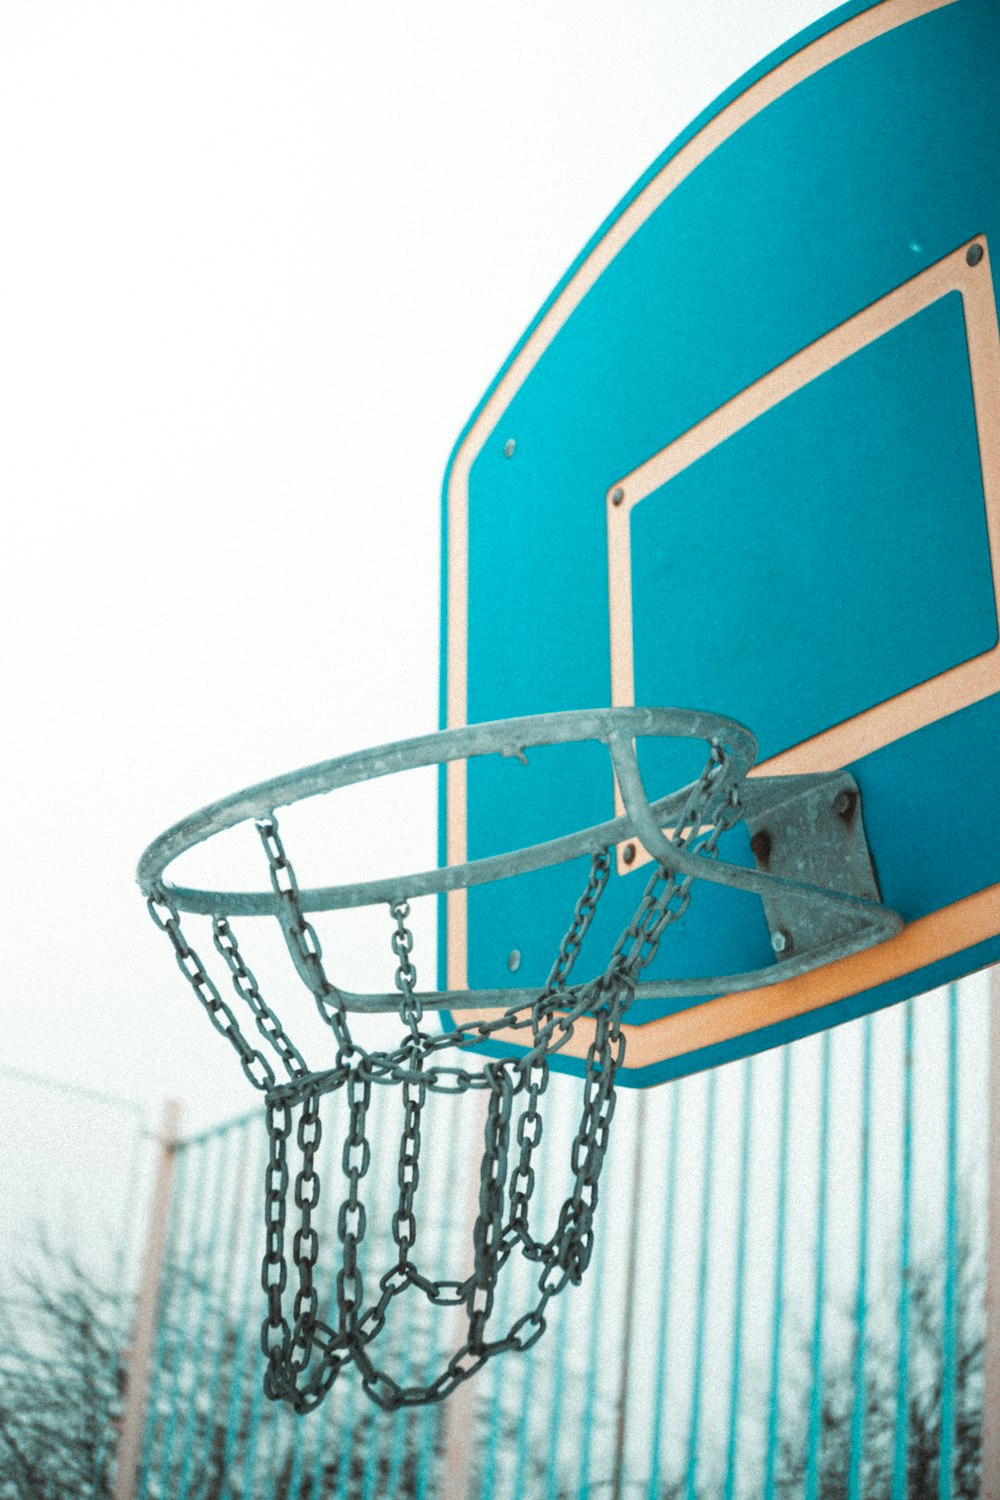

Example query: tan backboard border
[607,234,1000,870]
[443,0,1000,1071]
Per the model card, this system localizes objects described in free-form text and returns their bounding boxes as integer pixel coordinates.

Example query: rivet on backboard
[610,486,625,507]
[503,438,517,457]
[507,949,521,972]
[771,928,792,955]
[967,243,984,267]
[622,841,637,865]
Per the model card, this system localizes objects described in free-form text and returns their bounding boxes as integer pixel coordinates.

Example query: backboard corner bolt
[967,242,984,267]
[503,438,517,458]
[621,841,637,866]
[610,486,625,507]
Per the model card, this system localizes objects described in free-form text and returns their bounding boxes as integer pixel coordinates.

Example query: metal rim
[137,706,756,917]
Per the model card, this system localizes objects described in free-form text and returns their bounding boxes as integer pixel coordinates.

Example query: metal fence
[0,978,995,1498]
[128,975,994,1499]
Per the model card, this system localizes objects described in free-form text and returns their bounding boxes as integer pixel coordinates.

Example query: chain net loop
[146,736,739,1411]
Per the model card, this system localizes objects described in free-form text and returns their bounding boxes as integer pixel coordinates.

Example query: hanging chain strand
[213,917,309,1080]
[146,889,276,1093]
[255,815,357,1062]
[147,740,735,1412]
[390,899,424,1041]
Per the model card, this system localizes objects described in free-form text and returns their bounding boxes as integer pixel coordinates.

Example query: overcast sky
[1,1,840,1131]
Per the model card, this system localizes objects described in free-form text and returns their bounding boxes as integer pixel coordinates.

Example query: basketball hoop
[138,707,900,1410]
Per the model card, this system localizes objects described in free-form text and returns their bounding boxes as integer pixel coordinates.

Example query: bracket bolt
[771,928,792,955]
[503,438,516,457]
[833,788,857,821]
[610,486,625,507]
[967,242,984,267]
[749,829,772,868]
[507,949,522,973]
[622,842,637,866]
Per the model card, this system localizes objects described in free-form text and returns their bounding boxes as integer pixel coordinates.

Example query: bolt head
[610,486,625,507]
[507,948,522,973]
[750,829,772,866]
[967,243,984,267]
[622,842,637,866]
[503,438,516,457]
[771,928,791,955]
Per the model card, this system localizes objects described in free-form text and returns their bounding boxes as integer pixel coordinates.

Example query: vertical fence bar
[939,984,959,1500]
[764,1047,791,1499]
[892,1000,914,1500]
[480,1135,516,1500]
[848,1017,872,1500]
[259,1365,287,1500]
[377,1253,418,1500]
[805,1032,831,1500]
[335,1322,361,1500]
[192,1121,252,1500]
[648,1080,681,1500]
[512,1110,552,1499]
[358,1083,412,1500]
[544,1271,571,1500]
[407,1092,446,1500]
[440,1088,491,1500]
[307,1093,350,1500]
[685,1070,717,1500]
[239,1139,274,1496]
[612,1090,647,1500]
[413,1092,470,1500]
[113,1099,182,1500]
[221,1120,266,1488]
[984,968,1000,1500]
[578,1093,615,1500]
[724,1059,754,1500]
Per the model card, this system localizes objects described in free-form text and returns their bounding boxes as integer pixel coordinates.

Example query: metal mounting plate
[741,772,882,963]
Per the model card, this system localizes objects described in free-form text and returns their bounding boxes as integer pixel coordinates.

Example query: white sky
[1,1,838,1132]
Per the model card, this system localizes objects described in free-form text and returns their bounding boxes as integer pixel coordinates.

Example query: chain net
[146,740,739,1411]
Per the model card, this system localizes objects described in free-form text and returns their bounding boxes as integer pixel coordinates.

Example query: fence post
[983,968,1000,1500]
[112,1099,183,1500]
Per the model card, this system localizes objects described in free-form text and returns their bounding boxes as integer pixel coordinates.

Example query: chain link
[213,917,309,1080]
[147,890,276,1092]
[147,741,735,1412]
[256,816,356,1061]
[390,900,424,1040]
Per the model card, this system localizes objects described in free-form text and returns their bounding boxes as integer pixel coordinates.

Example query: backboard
[441,0,1000,1085]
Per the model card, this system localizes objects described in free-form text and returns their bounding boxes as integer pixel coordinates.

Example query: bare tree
[0,1231,444,1500]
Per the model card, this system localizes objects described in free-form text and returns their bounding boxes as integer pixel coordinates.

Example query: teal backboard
[442,0,1000,1085]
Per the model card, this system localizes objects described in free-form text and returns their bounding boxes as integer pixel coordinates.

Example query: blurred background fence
[1,973,996,1499]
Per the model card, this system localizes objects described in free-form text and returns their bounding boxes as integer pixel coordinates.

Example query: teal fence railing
[0,980,992,1498]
